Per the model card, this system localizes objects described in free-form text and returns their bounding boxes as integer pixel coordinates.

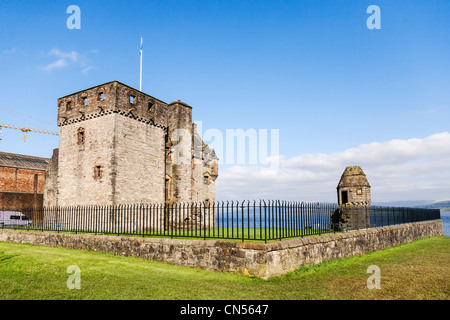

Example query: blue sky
[1,0,449,202]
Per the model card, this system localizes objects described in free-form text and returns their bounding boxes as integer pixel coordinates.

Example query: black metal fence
[0,201,441,242]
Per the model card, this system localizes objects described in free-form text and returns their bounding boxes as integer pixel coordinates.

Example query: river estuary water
[441,212,450,236]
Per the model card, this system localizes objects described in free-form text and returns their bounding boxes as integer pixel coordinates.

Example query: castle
[44,81,218,206]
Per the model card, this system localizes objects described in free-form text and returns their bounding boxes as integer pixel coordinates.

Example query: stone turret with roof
[337,166,371,207]
[331,166,371,231]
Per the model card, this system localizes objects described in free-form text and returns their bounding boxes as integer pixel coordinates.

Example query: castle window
[98,92,104,101]
[77,128,85,144]
[66,101,72,110]
[341,191,348,204]
[204,175,210,184]
[94,166,102,179]
[80,92,88,105]
[148,101,154,111]
[130,95,135,104]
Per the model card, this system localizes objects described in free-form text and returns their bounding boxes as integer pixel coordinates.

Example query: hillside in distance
[418,200,450,212]
[372,200,450,212]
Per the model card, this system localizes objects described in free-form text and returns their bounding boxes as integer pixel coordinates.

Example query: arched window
[97,88,105,101]
[80,92,88,106]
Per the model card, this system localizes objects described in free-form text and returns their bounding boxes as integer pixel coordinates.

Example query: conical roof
[337,166,370,188]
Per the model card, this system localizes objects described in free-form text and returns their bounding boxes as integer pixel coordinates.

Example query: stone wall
[43,149,59,207]
[0,220,443,279]
[54,110,165,206]
[166,101,193,202]
[46,80,218,207]
[56,114,116,206]
[113,114,165,204]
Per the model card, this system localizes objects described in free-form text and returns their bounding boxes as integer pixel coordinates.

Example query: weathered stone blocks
[0,220,443,279]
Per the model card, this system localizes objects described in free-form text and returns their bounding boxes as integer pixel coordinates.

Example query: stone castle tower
[44,81,218,206]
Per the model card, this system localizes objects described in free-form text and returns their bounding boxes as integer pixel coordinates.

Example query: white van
[0,211,32,227]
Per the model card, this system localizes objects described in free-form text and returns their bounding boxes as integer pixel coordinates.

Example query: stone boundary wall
[0,220,444,279]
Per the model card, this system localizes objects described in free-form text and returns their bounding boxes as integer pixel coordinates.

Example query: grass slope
[0,236,449,300]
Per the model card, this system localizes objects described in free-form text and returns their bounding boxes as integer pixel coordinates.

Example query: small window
[204,175,209,184]
[148,101,154,111]
[98,92,104,101]
[94,166,102,179]
[10,215,20,220]
[66,101,72,110]
[82,97,87,105]
[130,95,135,104]
[77,128,85,145]
[341,191,349,204]
[21,216,29,221]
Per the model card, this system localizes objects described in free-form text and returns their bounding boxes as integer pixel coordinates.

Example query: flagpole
[139,36,143,91]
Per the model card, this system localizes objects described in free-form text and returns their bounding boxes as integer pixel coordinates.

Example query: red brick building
[0,152,49,209]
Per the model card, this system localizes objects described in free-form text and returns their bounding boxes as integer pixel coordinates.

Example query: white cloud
[216,132,450,203]
[40,48,97,74]
[48,48,79,62]
[1,48,24,56]
[81,65,98,74]
[40,58,68,72]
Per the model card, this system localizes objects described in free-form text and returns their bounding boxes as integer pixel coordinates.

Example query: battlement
[57,81,169,128]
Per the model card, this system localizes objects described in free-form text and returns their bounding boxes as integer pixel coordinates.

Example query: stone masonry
[332,166,372,231]
[0,219,443,279]
[44,81,218,207]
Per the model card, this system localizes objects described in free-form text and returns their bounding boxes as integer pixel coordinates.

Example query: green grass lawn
[0,236,449,300]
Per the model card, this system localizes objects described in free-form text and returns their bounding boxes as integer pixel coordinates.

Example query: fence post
[55,207,59,233]
[387,206,390,226]
[278,200,281,241]
[262,200,266,243]
[300,202,304,238]
[171,202,175,239]
[241,201,244,242]
[203,202,207,241]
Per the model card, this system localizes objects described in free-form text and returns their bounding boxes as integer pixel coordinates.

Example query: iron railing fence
[0,201,441,242]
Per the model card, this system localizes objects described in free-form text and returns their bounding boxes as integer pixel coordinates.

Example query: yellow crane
[0,123,59,142]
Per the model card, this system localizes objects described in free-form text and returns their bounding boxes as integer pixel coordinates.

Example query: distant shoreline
[440,212,450,237]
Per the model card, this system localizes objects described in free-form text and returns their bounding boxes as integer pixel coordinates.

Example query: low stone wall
[0,220,444,279]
